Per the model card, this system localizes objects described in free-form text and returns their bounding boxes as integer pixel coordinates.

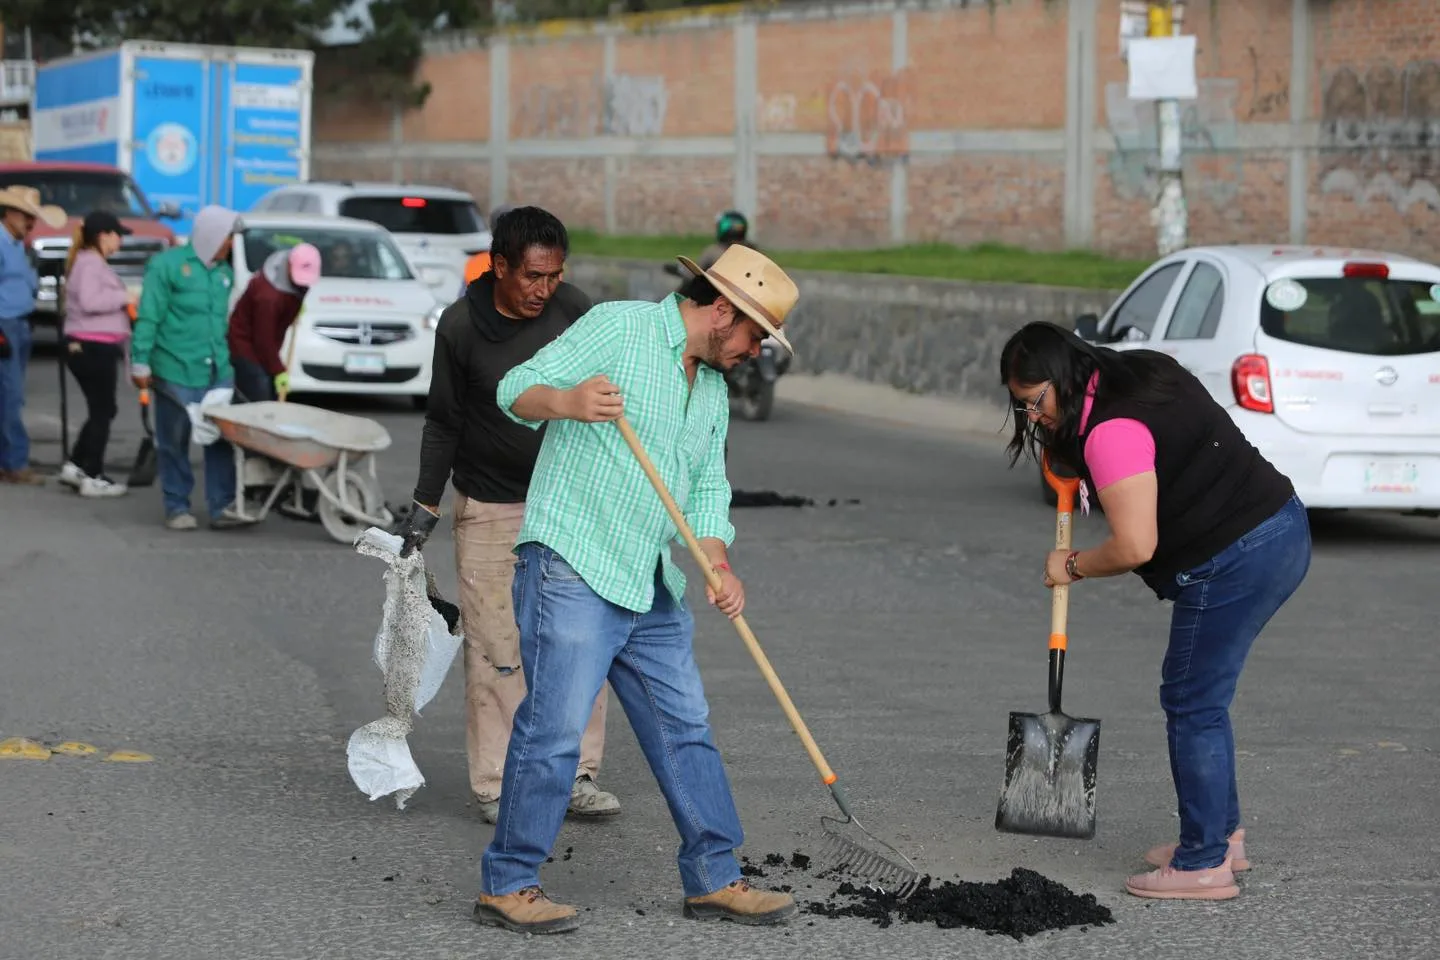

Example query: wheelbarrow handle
[614,416,840,787]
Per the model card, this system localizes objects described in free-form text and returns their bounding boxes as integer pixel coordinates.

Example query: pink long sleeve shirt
[63,249,132,345]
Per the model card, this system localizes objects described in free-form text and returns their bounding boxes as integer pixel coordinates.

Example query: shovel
[994,452,1101,840]
[128,388,158,488]
[614,416,920,896]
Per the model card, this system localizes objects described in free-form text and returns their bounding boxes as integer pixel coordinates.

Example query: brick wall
[313,0,1440,263]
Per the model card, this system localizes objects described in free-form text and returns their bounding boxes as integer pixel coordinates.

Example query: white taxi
[232,214,445,409]
[1074,245,1440,515]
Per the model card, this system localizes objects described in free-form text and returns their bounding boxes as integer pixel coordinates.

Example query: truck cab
[0,161,179,322]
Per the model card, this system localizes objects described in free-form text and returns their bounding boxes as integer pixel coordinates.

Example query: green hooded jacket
[130,207,238,389]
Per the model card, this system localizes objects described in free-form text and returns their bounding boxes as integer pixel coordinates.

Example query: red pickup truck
[0,160,180,324]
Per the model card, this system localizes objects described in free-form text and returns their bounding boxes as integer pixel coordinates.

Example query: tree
[0,0,484,108]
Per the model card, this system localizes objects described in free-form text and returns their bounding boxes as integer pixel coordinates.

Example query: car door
[1152,256,1231,401]
[1097,259,1187,352]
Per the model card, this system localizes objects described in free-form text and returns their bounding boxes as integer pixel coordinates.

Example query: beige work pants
[453,495,609,800]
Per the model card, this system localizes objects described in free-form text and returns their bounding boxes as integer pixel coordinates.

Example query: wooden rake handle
[614,416,839,787]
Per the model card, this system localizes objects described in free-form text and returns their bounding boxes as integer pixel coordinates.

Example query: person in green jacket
[130,205,251,531]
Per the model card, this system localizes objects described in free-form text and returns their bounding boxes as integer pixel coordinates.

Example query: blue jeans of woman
[481,542,745,899]
[153,378,238,519]
[1161,494,1311,869]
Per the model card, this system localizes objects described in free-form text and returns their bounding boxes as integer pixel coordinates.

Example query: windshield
[338,196,485,235]
[14,170,154,219]
[1260,277,1440,357]
[243,226,415,281]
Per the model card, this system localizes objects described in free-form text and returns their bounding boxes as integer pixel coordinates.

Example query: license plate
[343,351,387,375]
[1364,460,1419,494]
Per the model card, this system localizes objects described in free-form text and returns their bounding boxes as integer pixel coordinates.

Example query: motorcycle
[663,260,789,422]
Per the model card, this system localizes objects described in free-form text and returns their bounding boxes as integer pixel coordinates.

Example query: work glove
[274,371,290,395]
[398,501,441,558]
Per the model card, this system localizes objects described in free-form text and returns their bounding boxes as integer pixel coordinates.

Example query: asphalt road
[3,345,1438,960]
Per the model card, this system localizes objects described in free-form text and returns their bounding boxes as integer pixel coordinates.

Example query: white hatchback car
[249,181,491,300]
[233,213,444,408]
[1073,245,1440,514]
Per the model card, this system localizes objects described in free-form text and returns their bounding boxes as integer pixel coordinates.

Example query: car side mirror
[156,202,183,220]
[1073,313,1100,340]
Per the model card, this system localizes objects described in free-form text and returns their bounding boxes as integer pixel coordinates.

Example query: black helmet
[715,209,748,242]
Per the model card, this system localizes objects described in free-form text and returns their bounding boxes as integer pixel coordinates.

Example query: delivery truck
[31,40,314,239]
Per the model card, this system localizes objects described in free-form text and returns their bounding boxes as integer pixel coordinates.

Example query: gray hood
[190,205,240,264]
[261,249,299,295]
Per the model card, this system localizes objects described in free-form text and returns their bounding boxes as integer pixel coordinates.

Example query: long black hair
[999,321,1184,469]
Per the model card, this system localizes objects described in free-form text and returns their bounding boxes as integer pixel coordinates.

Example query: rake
[615,416,920,898]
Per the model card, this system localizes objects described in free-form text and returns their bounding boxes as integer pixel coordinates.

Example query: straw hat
[0,185,66,228]
[676,244,798,355]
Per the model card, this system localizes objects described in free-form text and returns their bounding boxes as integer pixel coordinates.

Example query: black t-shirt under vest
[1075,351,1294,599]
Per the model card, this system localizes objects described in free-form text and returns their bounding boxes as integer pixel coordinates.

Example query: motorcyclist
[698,209,755,269]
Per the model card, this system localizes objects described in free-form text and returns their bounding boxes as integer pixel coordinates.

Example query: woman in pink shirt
[60,210,137,497]
[1001,321,1309,902]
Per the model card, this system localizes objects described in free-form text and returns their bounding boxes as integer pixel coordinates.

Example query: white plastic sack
[191,387,236,445]
[347,528,463,810]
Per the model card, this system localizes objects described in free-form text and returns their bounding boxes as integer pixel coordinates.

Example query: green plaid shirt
[497,293,734,613]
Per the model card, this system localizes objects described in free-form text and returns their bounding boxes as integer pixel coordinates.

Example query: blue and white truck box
[32,41,313,236]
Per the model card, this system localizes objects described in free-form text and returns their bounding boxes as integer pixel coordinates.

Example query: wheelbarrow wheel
[318,468,384,544]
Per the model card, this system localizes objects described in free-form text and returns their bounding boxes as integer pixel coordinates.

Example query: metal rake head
[819,813,921,899]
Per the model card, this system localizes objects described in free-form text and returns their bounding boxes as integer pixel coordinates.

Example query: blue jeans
[1161,494,1311,870]
[0,314,32,470]
[481,543,745,898]
[153,378,237,519]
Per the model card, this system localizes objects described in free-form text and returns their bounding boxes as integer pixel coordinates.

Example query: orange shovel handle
[1042,451,1078,653]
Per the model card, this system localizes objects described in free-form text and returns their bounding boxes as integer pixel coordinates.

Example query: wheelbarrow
[204,401,396,544]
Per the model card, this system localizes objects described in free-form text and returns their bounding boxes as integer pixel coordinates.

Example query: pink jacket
[64,249,132,342]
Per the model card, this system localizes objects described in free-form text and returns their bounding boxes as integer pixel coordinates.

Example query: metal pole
[1149,1,1186,255]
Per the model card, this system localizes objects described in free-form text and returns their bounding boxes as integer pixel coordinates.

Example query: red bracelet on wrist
[714,562,731,573]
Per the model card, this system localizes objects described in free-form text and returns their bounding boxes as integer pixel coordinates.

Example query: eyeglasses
[1013,382,1051,416]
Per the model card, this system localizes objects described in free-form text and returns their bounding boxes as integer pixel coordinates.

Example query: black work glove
[398,501,441,558]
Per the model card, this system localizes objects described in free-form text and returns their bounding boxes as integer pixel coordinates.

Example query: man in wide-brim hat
[0,185,67,485]
[470,244,800,935]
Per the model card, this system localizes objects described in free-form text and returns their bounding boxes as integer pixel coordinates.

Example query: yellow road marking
[52,741,100,757]
[103,750,155,763]
[0,737,52,760]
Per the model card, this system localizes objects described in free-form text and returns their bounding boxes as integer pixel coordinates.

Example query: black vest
[1076,351,1294,599]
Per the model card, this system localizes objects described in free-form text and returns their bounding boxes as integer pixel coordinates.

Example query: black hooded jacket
[413,273,594,506]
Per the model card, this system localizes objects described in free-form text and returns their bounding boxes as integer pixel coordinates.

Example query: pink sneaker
[1126,858,1239,901]
[1145,827,1249,871]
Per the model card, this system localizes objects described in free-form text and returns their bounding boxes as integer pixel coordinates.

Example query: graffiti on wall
[1104,79,1243,206]
[757,93,799,132]
[826,68,909,162]
[1319,60,1440,213]
[515,73,669,139]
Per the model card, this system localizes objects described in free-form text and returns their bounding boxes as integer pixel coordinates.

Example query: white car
[249,181,491,299]
[233,213,444,408]
[1073,244,1440,514]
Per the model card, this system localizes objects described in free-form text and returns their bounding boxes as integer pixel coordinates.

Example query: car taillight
[1342,261,1389,279]
[1232,354,1274,414]
[401,197,427,208]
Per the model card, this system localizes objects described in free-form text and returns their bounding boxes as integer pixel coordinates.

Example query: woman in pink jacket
[60,211,137,497]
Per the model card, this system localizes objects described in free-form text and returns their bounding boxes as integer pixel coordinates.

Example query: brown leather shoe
[472,887,580,935]
[683,879,797,926]
[0,468,43,486]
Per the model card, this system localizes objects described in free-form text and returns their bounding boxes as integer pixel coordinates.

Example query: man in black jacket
[400,206,620,824]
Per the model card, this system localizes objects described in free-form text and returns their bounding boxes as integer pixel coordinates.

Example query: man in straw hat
[0,186,66,485]
[469,245,800,935]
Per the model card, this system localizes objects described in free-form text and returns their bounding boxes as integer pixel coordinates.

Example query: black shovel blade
[129,437,156,487]
[995,709,1100,840]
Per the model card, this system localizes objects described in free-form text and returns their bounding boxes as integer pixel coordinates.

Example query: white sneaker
[165,513,199,531]
[79,476,128,498]
[58,462,88,489]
